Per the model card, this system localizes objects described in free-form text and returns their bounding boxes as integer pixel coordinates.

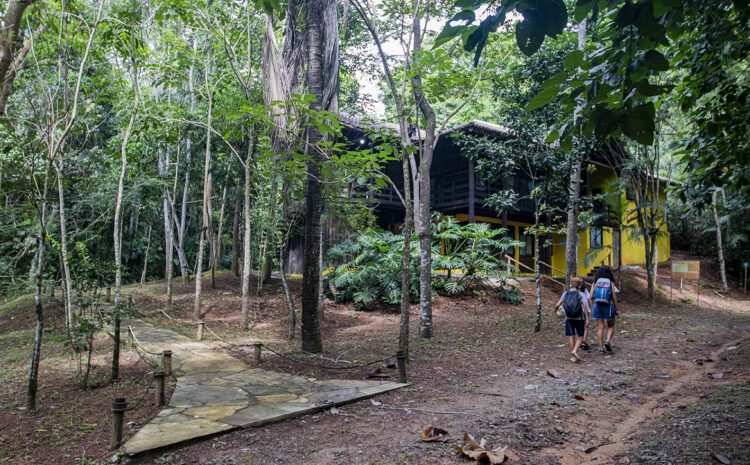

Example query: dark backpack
[562,290,583,319]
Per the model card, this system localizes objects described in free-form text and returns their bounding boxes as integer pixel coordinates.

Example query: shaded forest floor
[1,261,749,465]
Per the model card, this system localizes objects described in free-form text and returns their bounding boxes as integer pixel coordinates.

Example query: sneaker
[580,342,590,351]
[597,348,606,355]
[604,340,613,352]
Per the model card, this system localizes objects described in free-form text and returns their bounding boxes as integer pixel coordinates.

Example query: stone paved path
[124,320,405,455]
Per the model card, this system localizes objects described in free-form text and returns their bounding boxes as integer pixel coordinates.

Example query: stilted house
[284,114,671,278]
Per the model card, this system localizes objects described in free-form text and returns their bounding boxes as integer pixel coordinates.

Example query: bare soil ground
[1,259,749,465]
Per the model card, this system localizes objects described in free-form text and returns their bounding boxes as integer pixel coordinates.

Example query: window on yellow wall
[590,227,603,249]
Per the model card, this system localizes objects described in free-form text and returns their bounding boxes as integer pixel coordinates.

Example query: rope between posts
[259,342,395,370]
[124,375,155,412]
[201,321,395,371]
[128,326,164,357]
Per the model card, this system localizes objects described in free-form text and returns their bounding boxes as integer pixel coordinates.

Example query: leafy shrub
[325,230,420,309]
[432,215,521,297]
[326,215,523,308]
[497,283,524,305]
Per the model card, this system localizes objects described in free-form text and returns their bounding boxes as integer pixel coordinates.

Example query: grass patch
[0,294,34,319]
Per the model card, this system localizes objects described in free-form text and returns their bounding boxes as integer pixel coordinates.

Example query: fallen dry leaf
[456,432,510,464]
[573,393,586,401]
[574,444,599,453]
[370,399,382,407]
[547,369,561,379]
[710,372,725,379]
[421,426,449,442]
[711,452,732,464]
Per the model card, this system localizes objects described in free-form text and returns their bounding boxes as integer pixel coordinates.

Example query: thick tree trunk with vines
[300,0,327,353]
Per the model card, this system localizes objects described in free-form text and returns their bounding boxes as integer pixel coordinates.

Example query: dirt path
[546,337,749,465]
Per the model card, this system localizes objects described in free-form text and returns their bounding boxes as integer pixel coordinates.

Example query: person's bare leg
[597,320,605,349]
[572,336,583,362]
[607,318,615,344]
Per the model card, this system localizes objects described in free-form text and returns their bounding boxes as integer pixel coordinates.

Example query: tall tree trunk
[534,209,542,332]
[280,218,296,338]
[564,19,587,284]
[176,146,191,281]
[399,154,413,355]
[111,37,139,381]
[140,224,152,286]
[300,0,327,353]
[194,59,213,320]
[28,163,50,412]
[0,0,39,117]
[712,190,728,291]
[230,187,241,276]
[160,151,174,307]
[54,160,74,332]
[412,14,437,339]
[178,39,198,283]
[241,129,254,329]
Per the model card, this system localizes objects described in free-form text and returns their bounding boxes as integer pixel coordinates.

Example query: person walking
[578,279,592,351]
[589,266,618,354]
[555,276,589,363]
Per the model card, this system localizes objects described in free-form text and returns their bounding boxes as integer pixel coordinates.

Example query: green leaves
[525,71,566,111]
[562,50,588,71]
[621,103,656,145]
[435,0,568,63]
[643,50,669,71]
[254,0,280,16]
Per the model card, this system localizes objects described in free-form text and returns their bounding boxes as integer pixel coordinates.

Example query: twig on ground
[377,405,480,416]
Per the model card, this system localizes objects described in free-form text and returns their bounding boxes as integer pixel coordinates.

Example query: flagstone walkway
[124,320,405,455]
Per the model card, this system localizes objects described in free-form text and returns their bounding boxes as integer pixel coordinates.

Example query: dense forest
[0,0,748,415]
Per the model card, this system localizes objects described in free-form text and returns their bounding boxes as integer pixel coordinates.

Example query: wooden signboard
[671,260,700,280]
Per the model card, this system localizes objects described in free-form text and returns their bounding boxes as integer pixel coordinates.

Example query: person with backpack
[578,279,592,351]
[589,266,619,354]
[555,277,589,363]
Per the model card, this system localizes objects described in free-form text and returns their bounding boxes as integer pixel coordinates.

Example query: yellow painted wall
[454,164,672,277]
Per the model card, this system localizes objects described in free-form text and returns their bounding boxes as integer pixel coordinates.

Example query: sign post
[672,260,701,303]
[742,260,750,294]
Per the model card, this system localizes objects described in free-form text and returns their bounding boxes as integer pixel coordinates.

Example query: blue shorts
[592,302,615,320]
[565,319,585,337]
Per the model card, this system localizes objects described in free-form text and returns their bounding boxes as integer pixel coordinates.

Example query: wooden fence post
[154,370,165,407]
[162,350,172,377]
[111,398,127,449]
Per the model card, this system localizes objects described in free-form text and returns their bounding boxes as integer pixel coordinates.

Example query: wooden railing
[501,253,566,289]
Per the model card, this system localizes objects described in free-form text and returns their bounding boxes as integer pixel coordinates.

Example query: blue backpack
[593,278,613,305]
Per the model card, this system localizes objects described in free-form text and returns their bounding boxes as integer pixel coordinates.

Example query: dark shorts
[565,319,585,337]
[592,303,615,320]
